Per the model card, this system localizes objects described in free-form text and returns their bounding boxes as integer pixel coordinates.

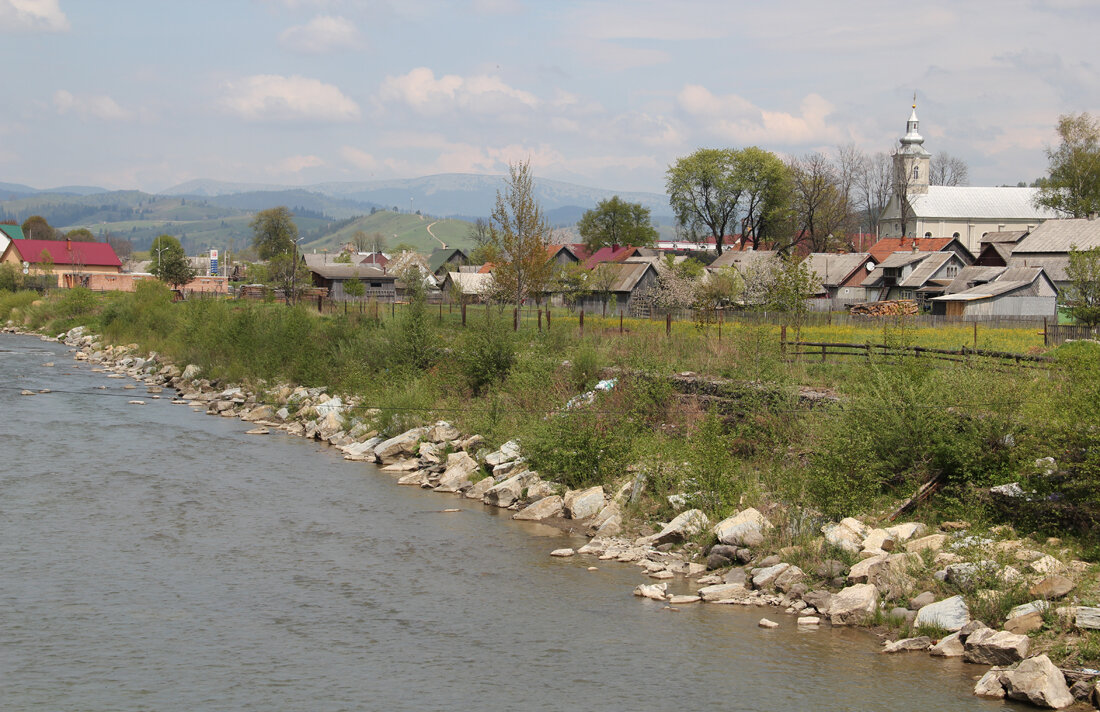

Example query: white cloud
[0,0,69,33]
[279,15,362,53]
[677,86,842,145]
[53,90,134,121]
[378,67,539,114]
[222,74,360,121]
[340,146,380,171]
[272,154,325,174]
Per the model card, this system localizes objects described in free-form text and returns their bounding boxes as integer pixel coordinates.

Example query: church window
[924,232,932,238]
[953,232,960,238]
[912,165,919,179]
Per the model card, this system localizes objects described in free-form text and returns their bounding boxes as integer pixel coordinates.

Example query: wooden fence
[1045,323,1100,347]
[781,337,1052,368]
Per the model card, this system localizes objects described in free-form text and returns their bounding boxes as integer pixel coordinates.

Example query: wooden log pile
[848,300,919,317]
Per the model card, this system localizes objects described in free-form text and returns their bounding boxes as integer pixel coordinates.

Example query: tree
[107,234,133,260]
[788,153,850,252]
[762,252,820,341]
[929,151,970,186]
[736,147,792,250]
[251,207,299,259]
[1064,245,1100,326]
[1035,112,1100,217]
[590,263,618,315]
[667,149,742,254]
[149,234,195,288]
[65,228,96,242]
[487,160,554,305]
[576,196,658,251]
[267,252,311,304]
[343,269,366,299]
[469,217,492,248]
[22,215,55,240]
[855,151,893,241]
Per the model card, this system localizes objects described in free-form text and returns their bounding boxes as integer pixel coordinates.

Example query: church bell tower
[893,96,931,195]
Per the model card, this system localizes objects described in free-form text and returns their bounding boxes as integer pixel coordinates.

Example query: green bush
[570,344,601,391]
[458,315,515,395]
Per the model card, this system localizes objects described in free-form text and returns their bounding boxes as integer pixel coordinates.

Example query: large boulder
[905,534,948,554]
[464,476,496,501]
[713,508,771,547]
[1029,575,1075,600]
[822,520,864,554]
[1074,607,1100,630]
[914,595,970,632]
[483,472,534,508]
[964,627,1030,665]
[751,563,790,590]
[774,565,805,593]
[829,584,878,626]
[641,509,709,546]
[861,528,895,553]
[374,427,426,463]
[435,451,481,492]
[884,522,927,543]
[882,636,931,653]
[698,583,748,602]
[929,632,964,657]
[847,554,888,584]
[999,655,1075,709]
[563,486,606,520]
[975,668,1007,699]
[181,363,201,380]
[426,421,460,443]
[513,495,564,521]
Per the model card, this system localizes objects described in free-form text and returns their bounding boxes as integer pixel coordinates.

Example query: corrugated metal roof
[0,224,26,240]
[307,261,393,280]
[805,253,873,288]
[867,237,953,262]
[1008,254,1071,282]
[876,251,930,269]
[980,230,1028,244]
[590,261,656,292]
[9,239,122,267]
[708,249,778,271]
[445,272,494,295]
[1013,218,1100,253]
[900,252,955,288]
[945,265,1006,294]
[908,186,1057,220]
[932,280,1033,301]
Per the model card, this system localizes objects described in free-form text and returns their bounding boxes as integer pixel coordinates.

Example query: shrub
[458,315,516,395]
[570,344,601,391]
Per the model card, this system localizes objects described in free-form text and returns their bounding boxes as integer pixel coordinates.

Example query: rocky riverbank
[10,322,1100,710]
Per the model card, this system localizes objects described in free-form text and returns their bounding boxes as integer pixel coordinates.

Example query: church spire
[901,93,924,150]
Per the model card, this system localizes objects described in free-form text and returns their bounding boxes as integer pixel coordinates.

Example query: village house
[973,230,1030,267]
[930,266,1058,318]
[573,261,659,315]
[804,252,878,307]
[878,104,1055,254]
[304,254,397,301]
[1007,217,1100,292]
[861,250,969,304]
[440,271,494,304]
[866,236,974,265]
[1,238,122,287]
[428,247,469,278]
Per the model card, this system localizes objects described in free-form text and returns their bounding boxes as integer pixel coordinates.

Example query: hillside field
[301,211,476,253]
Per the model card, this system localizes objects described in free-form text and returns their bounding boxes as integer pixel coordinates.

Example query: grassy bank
[7,285,1100,665]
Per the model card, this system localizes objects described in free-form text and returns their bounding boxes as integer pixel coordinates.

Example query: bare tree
[855,151,894,237]
[487,161,554,306]
[788,153,850,252]
[929,152,969,186]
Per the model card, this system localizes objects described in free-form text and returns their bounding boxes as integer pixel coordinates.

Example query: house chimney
[66,238,72,250]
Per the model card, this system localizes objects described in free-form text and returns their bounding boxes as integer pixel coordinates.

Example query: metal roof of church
[907,186,1057,220]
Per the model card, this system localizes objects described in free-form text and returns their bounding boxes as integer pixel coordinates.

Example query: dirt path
[425,221,446,248]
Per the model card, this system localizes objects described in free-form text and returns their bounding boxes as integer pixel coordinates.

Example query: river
[0,333,1023,711]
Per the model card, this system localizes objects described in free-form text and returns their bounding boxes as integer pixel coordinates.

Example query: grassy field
[300,212,476,253]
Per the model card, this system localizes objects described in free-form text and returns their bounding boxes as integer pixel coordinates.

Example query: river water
[0,333,1024,711]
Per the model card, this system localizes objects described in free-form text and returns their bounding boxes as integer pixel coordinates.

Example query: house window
[370,282,382,288]
[945,265,959,278]
[900,290,915,300]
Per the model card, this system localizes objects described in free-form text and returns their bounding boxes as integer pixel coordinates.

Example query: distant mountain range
[160,173,674,222]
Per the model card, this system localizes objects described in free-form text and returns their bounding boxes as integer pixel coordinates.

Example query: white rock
[885,522,928,542]
[862,528,896,553]
[513,496,564,521]
[1074,606,1100,630]
[797,616,820,626]
[435,451,481,492]
[713,508,771,547]
[964,628,1030,665]
[668,595,701,605]
[698,583,748,602]
[822,521,864,554]
[914,595,970,632]
[758,618,779,628]
[1030,555,1066,575]
[829,584,878,626]
[483,472,532,508]
[999,654,1075,709]
[929,632,964,657]
[464,477,495,500]
[752,563,791,590]
[641,508,709,546]
[563,486,606,520]
[881,636,931,653]
[550,548,575,557]
[974,668,1006,699]
[374,427,426,463]
[633,582,668,601]
[906,533,948,553]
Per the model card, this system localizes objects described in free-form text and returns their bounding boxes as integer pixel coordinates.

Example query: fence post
[538,309,543,332]
[718,311,722,342]
[461,302,467,327]
[317,294,322,312]
[780,324,787,357]
[666,312,671,337]
[391,301,395,319]
[973,322,978,350]
[1043,317,1048,347]
[547,308,551,330]
[439,302,443,323]
[579,309,584,335]
[822,343,827,363]
[619,310,623,335]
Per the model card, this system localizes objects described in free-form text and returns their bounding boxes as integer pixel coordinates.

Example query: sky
[1,0,1098,195]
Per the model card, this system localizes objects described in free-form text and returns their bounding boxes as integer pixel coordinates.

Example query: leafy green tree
[1065,245,1100,326]
[666,148,743,254]
[763,252,820,341]
[267,252,311,304]
[1035,113,1100,218]
[394,266,438,370]
[148,234,195,288]
[0,262,23,291]
[65,228,96,242]
[736,147,793,250]
[22,215,55,240]
[343,270,366,299]
[488,160,554,305]
[577,196,658,250]
[251,206,300,259]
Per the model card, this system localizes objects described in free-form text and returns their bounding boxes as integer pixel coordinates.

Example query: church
[878,103,1056,255]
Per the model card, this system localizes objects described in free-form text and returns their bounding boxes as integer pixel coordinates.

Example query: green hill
[301,211,476,254]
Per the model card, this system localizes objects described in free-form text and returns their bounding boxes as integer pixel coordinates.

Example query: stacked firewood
[848,300,919,317]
